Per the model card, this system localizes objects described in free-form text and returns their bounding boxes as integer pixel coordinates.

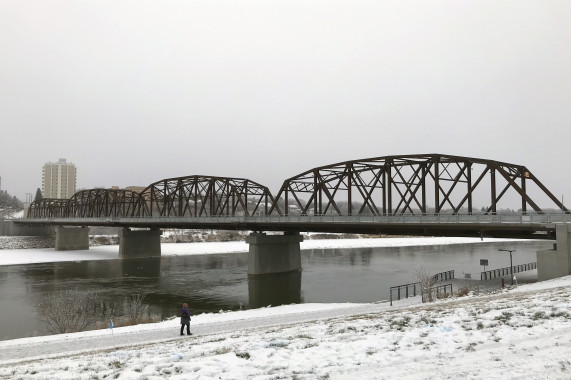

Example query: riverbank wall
[0,220,52,237]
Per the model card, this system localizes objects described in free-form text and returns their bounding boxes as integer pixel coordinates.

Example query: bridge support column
[55,226,89,251]
[537,223,571,281]
[246,232,303,275]
[119,228,162,259]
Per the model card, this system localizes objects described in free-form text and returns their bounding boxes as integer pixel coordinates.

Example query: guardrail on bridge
[18,212,571,227]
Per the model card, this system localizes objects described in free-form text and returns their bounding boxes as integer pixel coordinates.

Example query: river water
[0,240,552,341]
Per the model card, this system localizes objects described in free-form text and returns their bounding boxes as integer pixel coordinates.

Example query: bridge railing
[22,212,571,225]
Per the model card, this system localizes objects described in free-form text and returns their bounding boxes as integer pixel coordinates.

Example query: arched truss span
[27,189,140,218]
[269,154,569,215]
[27,198,68,218]
[134,175,276,217]
[66,189,140,218]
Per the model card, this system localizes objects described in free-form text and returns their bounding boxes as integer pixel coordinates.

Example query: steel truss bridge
[22,154,570,238]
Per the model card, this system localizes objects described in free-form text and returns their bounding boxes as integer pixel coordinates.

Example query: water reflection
[122,258,161,278]
[305,247,374,266]
[248,271,302,308]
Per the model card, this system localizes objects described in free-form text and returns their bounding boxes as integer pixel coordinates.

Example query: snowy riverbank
[0,235,519,266]
[0,273,570,379]
[0,236,567,379]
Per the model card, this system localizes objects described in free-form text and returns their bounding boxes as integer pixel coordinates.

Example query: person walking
[180,303,192,336]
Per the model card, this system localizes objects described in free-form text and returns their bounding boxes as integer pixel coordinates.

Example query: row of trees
[0,189,23,209]
[40,290,151,334]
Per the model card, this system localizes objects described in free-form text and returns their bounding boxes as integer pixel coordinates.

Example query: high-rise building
[42,159,77,199]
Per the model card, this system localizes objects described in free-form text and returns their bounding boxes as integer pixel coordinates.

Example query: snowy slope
[0,276,570,379]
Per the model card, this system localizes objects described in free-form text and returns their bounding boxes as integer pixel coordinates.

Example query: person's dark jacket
[181,307,191,325]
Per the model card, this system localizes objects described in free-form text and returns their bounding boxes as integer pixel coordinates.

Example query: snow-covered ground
[0,236,568,379]
[0,210,24,219]
[0,236,516,266]
[0,274,569,379]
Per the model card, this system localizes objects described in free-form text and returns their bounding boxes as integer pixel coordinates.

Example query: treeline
[0,190,23,208]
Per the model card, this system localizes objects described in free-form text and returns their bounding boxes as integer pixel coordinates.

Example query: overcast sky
[1,1,570,208]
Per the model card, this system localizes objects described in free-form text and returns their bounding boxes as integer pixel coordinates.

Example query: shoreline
[0,236,527,267]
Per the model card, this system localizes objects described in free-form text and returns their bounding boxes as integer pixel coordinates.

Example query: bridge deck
[16,214,570,239]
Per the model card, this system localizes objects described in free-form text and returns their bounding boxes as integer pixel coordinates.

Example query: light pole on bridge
[498,248,516,285]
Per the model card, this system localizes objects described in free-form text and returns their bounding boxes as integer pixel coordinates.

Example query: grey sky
[1,1,570,208]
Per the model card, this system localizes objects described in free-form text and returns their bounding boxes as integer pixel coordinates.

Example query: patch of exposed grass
[494,312,513,324]
[388,316,411,331]
[532,311,547,320]
[235,351,250,360]
[108,361,122,369]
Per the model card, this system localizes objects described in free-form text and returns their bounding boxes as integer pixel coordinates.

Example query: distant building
[42,159,77,199]
[109,186,146,193]
[125,186,147,193]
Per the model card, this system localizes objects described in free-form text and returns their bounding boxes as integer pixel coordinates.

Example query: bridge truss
[25,154,568,220]
[27,176,276,218]
[65,189,140,218]
[269,154,568,216]
[27,198,69,218]
[134,175,276,217]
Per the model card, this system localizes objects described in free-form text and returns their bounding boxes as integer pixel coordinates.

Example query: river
[0,239,551,340]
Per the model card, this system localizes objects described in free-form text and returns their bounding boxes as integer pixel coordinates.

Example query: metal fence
[480,262,537,281]
[390,282,421,305]
[432,270,455,282]
[431,283,453,299]
[389,270,455,305]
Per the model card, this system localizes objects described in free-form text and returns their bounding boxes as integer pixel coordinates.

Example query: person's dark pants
[180,323,190,335]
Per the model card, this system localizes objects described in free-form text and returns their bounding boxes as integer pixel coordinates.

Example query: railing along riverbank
[480,262,537,281]
[389,270,455,306]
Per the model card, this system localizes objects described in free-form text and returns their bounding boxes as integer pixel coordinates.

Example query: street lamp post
[498,249,516,285]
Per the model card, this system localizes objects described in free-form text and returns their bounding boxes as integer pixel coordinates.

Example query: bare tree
[39,289,99,334]
[414,267,437,303]
[124,294,149,325]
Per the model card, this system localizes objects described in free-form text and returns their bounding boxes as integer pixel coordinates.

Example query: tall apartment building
[42,159,77,199]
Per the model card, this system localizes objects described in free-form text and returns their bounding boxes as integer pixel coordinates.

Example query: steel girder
[27,189,140,218]
[269,154,569,216]
[66,189,140,218]
[27,198,68,218]
[134,175,276,217]
[25,155,567,219]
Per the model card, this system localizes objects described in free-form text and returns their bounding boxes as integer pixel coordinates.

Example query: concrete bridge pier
[55,226,89,251]
[119,228,162,259]
[246,232,303,275]
[537,223,571,281]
